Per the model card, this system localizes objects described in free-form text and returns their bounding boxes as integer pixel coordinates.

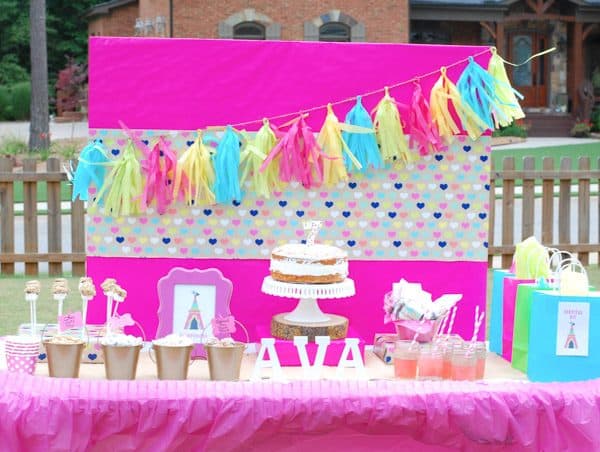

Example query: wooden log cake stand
[261,276,355,341]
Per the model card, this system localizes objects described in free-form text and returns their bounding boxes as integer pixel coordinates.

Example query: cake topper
[303,220,323,246]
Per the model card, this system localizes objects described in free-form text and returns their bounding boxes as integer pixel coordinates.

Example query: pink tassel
[261,115,324,189]
[408,82,445,156]
[140,137,177,215]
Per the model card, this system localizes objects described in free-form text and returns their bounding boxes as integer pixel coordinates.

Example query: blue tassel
[213,126,242,203]
[72,140,110,203]
[342,97,383,172]
[457,57,510,130]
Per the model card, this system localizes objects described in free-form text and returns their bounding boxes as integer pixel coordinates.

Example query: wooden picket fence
[489,156,600,268]
[0,157,85,276]
[0,155,599,276]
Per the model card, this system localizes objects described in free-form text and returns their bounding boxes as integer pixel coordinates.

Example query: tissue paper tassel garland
[241,120,282,199]
[408,81,445,156]
[71,140,110,203]
[372,87,413,165]
[318,103,363,185]
[342,96,383,172]
[173,131,216,206]
[140,137,178,215]
[260,115,324,189]
[213,126,242,204]
[487,48,525,127]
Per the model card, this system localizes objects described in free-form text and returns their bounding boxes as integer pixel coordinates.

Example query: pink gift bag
[502,277,534,361]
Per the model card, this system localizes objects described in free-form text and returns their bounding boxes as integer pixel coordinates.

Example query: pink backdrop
[87,38,490,342]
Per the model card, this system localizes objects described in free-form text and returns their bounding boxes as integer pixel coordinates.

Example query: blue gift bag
[527,290,600,382]
[489,269,512,354]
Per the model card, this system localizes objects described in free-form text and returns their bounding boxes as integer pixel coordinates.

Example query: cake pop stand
[261,276,355,340]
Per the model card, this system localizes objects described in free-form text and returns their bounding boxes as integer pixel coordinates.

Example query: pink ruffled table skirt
[2,371,600,452]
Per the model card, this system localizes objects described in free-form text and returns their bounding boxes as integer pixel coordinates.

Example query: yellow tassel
[173,131,216,206]
[94,140,143,217]
[317,104,363,186]
[488,48,525,127]
[373,87,414,165]
[430,67,489,141]
[240,119,282,198]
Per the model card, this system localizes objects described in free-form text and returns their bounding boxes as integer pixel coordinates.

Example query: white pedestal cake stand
[261,276,355,324]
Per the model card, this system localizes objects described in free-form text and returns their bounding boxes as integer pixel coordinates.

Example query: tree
[29,0,50,151]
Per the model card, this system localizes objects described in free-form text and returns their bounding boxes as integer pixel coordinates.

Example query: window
[233,21,266,40]
[319,22,351,42]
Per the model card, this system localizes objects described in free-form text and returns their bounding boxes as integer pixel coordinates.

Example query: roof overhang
[85,0,137,19]
[410,2,508,22]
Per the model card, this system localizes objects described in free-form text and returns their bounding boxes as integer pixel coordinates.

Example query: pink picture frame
[156,267,233,358]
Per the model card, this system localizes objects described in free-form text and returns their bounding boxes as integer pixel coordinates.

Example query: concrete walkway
[495,137,600,150]
[0,121,88,141]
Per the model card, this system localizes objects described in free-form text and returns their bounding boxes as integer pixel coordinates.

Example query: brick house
[86,0,600,135]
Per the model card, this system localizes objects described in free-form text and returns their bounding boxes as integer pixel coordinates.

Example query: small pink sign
[59,312,83,331]
[211,315,237,335]
[109,313,135,330]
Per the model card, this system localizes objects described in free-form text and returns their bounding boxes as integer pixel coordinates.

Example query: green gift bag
[511,283,540,373]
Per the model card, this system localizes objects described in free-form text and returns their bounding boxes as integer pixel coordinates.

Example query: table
[2,351,600,451]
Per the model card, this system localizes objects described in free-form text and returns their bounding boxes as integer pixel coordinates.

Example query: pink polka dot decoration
[6,353,37,375]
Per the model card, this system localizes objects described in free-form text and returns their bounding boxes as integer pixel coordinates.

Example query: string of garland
[73,47,544,215]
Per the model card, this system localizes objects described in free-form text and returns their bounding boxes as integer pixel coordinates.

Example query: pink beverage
[418,344,443,380]
[474,342,487,379]
[451,348,477,381]
[393,340,420,379]
[442,359,452,379]
[394,357,418,379]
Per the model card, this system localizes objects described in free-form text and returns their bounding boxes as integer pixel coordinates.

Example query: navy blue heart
[278,200,287,207]
[385,356,392,363]
[347,240,356,247]
[203,209,212,216]
[296,210,305,217]
[142,139,149,145]
[393,240,402,248]
[388,212,396,218]
[394,183,403,190]
[438,241,447,248]
[116,236,125,243]
[417,202,425,209]
[301,240,307,244]
[342,211,351,218]
[186,140,194,146]
[461,203,470,210]
[111,149,120,156]
[159,150,164,157]
[250,210,259,216]
[484,184,491,191]
[483,241,489,248]
[38,353,46,360]
[479,212,487,219]
[435,154,444,161]
[463,145,471,152]
[371,202,380,208]
[348,182,357,189]
[209,238,217,245]
[440,183,448,190]
[433,212,442,219]
[87,353,97,361]
[325,201,334,208]
[232,200,241,206]
[162,237,171,244]
[480,155,488,162]
[255,239,264,245]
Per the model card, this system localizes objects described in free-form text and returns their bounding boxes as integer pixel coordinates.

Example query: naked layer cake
[270,243,348,284]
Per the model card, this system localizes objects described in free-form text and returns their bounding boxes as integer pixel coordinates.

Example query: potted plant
[570,121,592,138]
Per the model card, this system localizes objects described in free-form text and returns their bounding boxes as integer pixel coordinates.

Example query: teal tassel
[342,96,383,172]
[457,57,511,130]
[72,139,110,203]
[213,126,242,203]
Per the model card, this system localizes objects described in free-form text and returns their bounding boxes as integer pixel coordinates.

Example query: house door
[508,31,549,108]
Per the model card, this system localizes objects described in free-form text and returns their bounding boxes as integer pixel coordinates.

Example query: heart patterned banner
[87,130,490,262]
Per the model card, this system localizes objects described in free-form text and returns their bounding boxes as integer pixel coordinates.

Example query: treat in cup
[151,334,194,380]
[393,340,419,379]
[44,335,85,378]
[100,334,143,380]
[205,337,246,381]
[451,347,477,381]
[417,343,443,380]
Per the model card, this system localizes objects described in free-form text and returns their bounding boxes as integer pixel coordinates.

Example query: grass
[492,142,600,170]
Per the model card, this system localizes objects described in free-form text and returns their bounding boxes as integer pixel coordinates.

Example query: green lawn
[12,180,72,204]
[492,142,600,170]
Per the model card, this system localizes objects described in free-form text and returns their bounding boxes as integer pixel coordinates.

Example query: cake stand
[261,276,355,340]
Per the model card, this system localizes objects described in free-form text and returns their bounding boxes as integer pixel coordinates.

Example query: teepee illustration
[184,291,204,331]
[564,322,578,349]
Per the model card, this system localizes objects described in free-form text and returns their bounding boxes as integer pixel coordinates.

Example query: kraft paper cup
[44,341,85,378]
[205,342,246,381]
[102,344,142,380]
[151,344,194,380]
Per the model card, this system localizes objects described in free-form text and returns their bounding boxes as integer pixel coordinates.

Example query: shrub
[0,55,29,85]
[492,120,528,138]
[55,57,87,115]
[0,137,28,156]
[0,85,10,120]
[10,81,30,120]
[591,108,600,133]
[570,121,592,138]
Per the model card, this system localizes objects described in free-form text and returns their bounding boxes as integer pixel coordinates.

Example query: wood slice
[271,313,349,341]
